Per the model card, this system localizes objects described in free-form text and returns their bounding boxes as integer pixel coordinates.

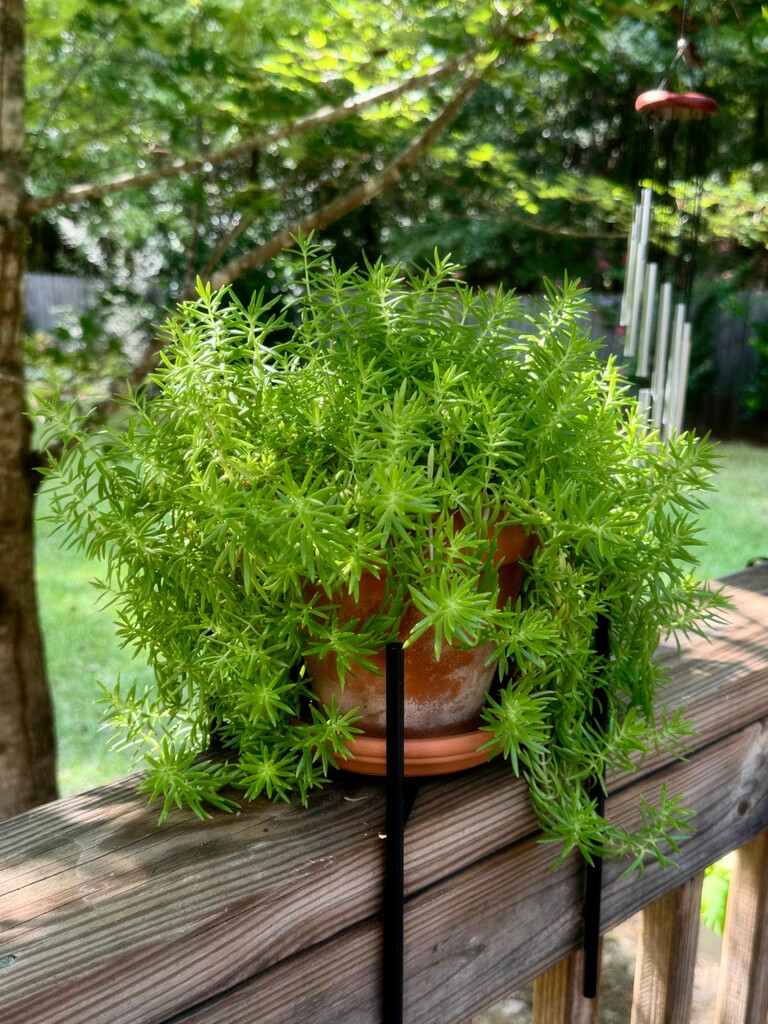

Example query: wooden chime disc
[635,90,718,120]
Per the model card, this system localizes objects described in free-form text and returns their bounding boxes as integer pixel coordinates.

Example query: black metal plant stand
[380,613,611,1019]
[582,610,611,999]
[382,643,420,1024]
[383,641,406,1024]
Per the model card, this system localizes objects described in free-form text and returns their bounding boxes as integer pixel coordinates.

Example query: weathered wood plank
[2,717,765,1024]
[168,721,768,1024]
[629,873,704,1024]
[0,564,765,1024]
[153,723,768,1024]
[715,830,768,1024]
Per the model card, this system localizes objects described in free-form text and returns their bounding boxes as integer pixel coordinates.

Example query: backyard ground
[471,915,723,1022]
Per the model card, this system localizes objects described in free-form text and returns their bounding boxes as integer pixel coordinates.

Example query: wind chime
[619,18,717,439]
[579,17,717,999]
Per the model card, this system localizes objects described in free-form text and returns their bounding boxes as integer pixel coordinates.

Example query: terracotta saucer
[337,728,495,778]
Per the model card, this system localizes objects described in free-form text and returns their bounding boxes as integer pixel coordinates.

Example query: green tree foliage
[27,0,501,285]
[24,0,512,387]
[383,7,768,286]
[25,1,768,404]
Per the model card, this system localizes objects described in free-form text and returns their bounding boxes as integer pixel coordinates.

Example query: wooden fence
[1,563,767,1024]
[25,272,95,333]
[685,292,768,441]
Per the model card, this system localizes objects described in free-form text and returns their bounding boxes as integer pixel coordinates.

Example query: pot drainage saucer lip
[338,729,494,777]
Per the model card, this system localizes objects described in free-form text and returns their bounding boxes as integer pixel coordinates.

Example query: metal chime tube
[637,387,653,421]
[663,302,687,439]
[651,282,673,431]
[671,320,693,435]
[637,261,658,378]
[620,206,640,337]
[624,187,653,358]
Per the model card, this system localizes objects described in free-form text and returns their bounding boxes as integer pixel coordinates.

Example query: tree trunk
[0,0,57,818]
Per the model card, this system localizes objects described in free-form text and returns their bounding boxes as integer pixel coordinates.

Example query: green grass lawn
[34,441,768,797]
[35,488,155,796]
[693,442,768,578]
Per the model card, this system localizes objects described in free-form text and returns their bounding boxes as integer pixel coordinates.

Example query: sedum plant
[39,237,726,868]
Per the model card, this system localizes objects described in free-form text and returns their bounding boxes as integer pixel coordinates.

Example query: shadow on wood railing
[1,564,767,1024]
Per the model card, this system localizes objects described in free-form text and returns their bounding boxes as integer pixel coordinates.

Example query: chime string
[678,114,711,309]
[639,16,710,338]
[623,2,717,435]
[659,0,692,91]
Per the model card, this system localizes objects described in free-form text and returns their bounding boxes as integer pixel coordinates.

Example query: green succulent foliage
[39,236,726,865]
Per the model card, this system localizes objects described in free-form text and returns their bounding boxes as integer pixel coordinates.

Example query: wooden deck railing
[1,563,767,1024]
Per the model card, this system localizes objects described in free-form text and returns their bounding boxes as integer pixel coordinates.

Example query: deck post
[533,949,601,1024]
[630,872,704,1024]
[714,829,768,1024]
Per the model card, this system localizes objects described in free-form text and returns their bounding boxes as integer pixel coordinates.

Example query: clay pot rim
[337,727,497,777]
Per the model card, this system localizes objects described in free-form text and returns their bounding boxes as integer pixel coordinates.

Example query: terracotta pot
[337,729,496,777]
[305,524,537,746]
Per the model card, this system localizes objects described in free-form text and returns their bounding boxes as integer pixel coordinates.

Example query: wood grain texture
[715,830,768,1024]
[629,873,704,1024]
[532,948,600,1024]
[167,730,768,1024]
[0,564,766,1024]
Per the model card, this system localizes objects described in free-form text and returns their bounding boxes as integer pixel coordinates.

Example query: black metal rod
[383,641,405,1024]
[583,789,606,998]
[583,610,610,999]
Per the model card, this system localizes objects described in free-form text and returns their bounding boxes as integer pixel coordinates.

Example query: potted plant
[39,236,725,868]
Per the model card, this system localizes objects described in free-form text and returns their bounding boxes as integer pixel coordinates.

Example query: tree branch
[54,63,484,438]
[504,212,619,240]
[24,55,470,215]
[197,211,258,281]
[208,65,484,290]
